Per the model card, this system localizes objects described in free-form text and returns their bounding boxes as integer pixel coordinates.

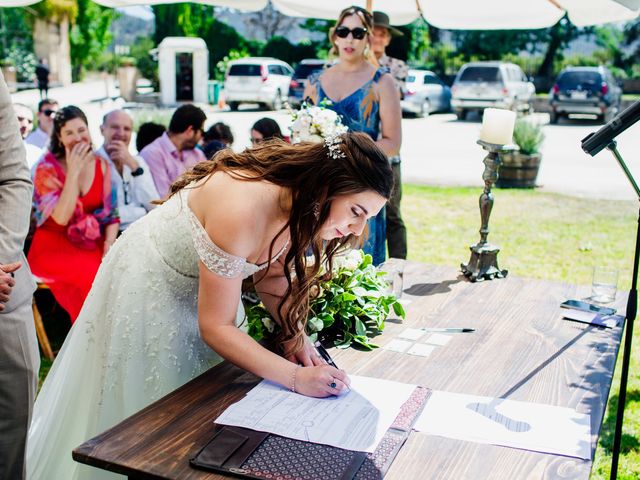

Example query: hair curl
[167,132,392,357]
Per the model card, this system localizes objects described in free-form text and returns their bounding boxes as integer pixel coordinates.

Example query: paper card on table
[424,333,452,346]
[413,390,591,459]
[216,375,416,453]
[398,328,425,341]
[562,308,622,328]
[407,344,436,357]
[384,339,413,352]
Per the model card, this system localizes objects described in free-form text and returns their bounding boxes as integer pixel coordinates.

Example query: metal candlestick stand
[461,140,516,282]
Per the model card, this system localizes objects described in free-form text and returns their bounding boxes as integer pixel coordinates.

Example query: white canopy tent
[5,0,638,28]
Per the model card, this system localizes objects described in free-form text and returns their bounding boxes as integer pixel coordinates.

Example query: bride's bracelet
[290,365,300,393]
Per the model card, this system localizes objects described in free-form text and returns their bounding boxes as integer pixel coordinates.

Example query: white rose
[262,317,275,333]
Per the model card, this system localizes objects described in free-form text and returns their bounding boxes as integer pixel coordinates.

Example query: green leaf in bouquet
[355,318,366,336]
[393,301,406,318]
[308,316,324,332]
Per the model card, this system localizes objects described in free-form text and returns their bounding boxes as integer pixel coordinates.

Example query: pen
[421,328,475,333]
[314,341,339,369]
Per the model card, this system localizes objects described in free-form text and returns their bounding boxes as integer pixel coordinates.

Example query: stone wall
[33,17,72,87]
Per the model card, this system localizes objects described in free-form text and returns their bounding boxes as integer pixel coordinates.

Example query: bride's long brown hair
[168,132,393,357]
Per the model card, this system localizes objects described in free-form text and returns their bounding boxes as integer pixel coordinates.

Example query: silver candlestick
[461,140,516,282]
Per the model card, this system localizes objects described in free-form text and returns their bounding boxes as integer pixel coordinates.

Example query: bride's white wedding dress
[27,188,284,480]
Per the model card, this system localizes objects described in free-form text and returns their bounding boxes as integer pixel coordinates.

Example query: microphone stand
[606,140,639,480]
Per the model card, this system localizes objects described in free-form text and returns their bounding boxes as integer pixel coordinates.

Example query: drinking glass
[591,266,618,303]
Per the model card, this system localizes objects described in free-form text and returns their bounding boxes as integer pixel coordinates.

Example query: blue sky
[117,6,154,20]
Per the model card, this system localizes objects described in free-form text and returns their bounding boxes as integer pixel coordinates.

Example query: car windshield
[407,75,417,83]
[294,63,325,79]
[459,67,501,82]
[228,64,261,76]
[558,71,601,88]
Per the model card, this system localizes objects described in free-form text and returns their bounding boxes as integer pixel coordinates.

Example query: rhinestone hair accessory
[325,134,346,159]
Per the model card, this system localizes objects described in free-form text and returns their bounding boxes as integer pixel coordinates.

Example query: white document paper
[407,344,436,357]
[413,391,591,459]
[424,333,452,346]
[215,375,416,452]
[383,339,413,352]
[398,327,425,340]
[562,308,622,328]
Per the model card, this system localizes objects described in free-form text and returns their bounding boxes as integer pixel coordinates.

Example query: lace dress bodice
[146,188,287,279]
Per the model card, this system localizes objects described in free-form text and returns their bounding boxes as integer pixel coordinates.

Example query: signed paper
[413,391,591,459]
[215,376,415,452]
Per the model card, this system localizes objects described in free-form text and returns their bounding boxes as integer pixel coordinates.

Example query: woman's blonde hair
[328,6,376,64]
[167,132,393,357]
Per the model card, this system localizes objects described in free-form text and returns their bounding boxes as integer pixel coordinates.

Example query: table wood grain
[73,263,625,479]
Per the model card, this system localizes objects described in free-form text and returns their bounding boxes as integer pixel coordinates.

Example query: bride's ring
[329,381,337,389]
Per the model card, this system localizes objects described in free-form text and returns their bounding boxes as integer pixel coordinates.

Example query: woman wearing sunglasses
[304,6,401,266]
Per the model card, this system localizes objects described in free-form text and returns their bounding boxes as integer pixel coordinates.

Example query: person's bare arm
[194,195,347,397]
[50,143,94,225]
[376,73,402,157]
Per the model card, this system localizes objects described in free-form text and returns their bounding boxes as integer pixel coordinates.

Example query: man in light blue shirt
[97,110,159,231]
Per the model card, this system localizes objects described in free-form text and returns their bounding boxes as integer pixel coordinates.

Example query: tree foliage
[0,8,36,82]
[31,0,78,23]
[152,3,214,44]
[69,0,114,80]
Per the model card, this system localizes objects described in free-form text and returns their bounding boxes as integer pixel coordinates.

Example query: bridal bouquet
[288,101,348,145]
[246,249,405,350]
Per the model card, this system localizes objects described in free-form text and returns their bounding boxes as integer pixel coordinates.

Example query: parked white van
[224,57,294,111]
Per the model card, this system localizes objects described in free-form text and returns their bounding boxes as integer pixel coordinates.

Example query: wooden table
[73,264,626,479]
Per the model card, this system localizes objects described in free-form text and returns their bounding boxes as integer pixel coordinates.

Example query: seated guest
[202,121,233,159]
[250,117,286,144]
[139,104,206,197]
[136,121,166,152]
[25,98,58,150]
[27,106,119,322]
[12,102,42,168]
[97,110,158,231]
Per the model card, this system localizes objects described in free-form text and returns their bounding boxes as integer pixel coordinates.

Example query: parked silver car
[224,57,294,111]
[401,69,451,117]
[451,62,535,120]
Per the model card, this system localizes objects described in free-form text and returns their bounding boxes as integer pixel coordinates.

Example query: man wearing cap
[372,11,408,260]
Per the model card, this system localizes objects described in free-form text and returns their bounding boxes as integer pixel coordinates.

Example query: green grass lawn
[36,184,639,478]
[403,184,639,479]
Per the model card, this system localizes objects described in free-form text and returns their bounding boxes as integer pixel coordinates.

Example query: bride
[27,131,393,479]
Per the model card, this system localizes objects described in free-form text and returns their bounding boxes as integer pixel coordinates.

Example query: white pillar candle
[479,108,516,145]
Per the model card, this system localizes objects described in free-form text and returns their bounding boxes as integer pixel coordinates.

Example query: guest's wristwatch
[131,167,144,177]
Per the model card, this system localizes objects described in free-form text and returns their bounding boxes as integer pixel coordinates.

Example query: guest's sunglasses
[335,26,368,40]
[41,109,57,117]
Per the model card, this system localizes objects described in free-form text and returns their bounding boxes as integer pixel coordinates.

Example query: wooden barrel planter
[496,152,542,188]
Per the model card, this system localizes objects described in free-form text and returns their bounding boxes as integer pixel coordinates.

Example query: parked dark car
[549,66,622,124]
[287,59,329,108]
[401,69,452,117]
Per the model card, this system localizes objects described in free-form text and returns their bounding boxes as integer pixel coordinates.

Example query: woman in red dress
[28,106,119,322]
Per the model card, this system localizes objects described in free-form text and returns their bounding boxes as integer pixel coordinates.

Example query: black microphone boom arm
[581,100,640,156]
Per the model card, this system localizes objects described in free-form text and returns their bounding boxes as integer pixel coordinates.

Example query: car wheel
[271,91,283,111]
[455,108,467,121]
[229,102,239,111]
[421,100,431,118]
